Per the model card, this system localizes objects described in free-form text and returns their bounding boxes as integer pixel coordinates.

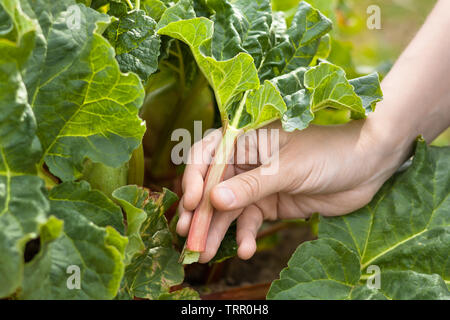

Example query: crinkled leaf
[272,62,382,131]
[103,8,161,82]
[244,80,286,130]
[259,2,332,81]
[205,0,272,69]
[303,62,368,119]
[19,182,128,299]
[23,0,146,182]
[268,141,450,300]
[271,67,313,131]
[118,188,188,299]
[158,10,283,131]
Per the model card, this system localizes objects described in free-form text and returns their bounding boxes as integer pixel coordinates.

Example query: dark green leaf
[103,9,161,82]
[20,182,128,299]
[268,141,450,300]
[23,0,146,182]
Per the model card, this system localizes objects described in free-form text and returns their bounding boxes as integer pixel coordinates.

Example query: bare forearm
[367,0,450,157]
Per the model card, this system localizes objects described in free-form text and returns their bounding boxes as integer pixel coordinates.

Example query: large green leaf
[0,0,52,298]
[158,16,260,128]
[268,141,450,300]
[19,182,128,299]
[22,0,146,181]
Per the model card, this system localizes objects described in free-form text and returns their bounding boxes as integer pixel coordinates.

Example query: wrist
[361,108,416,176]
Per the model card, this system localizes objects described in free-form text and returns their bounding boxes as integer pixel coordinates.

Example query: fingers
[210,163,284,212]
[236,205,263,260]
[198,209,242,263]
[182,129,222,211]
[176,198,192,237]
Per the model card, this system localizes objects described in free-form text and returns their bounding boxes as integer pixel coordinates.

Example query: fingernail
[216,187,236,206]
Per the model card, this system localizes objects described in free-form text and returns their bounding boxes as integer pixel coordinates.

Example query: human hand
[177,119,410,263]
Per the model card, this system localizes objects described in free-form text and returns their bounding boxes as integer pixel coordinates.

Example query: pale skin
[177,0,450,263]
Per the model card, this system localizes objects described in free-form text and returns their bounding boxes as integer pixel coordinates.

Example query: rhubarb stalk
[183,127,243,260]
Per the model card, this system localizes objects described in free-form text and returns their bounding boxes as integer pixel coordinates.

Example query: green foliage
[21,182,128,299]
[117,187,189,299]
[158,0,382,134]
[101,1,161,82]
[1,0,446,301]
[0,0,191,300]
[268,141,450,300]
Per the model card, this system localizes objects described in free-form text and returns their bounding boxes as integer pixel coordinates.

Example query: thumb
[210,165,284,211]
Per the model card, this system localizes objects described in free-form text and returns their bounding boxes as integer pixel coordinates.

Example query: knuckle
[238,174,261,199]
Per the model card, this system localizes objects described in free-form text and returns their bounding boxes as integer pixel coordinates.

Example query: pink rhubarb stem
[186,127,243,252]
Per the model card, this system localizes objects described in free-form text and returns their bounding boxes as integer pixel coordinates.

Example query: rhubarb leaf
[258,1,332,81]
[0,0,51,298]
[271,67,313,131]
[205,0,272,68]
[157,0,196,29]
[142,0,168,22]
[23,0,146,182]
[103,8,161,82]
[349,73,383,113]
[20,182,128,299]
[118,188,188,299]
[268,141,450,300]
[158,17,260,127]
[49,181,125,234]
[303,62,367,119]
[112,185,148,263]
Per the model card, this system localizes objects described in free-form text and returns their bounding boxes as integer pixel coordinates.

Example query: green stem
[82,161,128,197]
[128,143,145,186]
[135,0,140,10]
[125,0,134,9]
[231,91,250,128]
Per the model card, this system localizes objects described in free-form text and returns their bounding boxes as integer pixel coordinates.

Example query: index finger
[182,129,223,211]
